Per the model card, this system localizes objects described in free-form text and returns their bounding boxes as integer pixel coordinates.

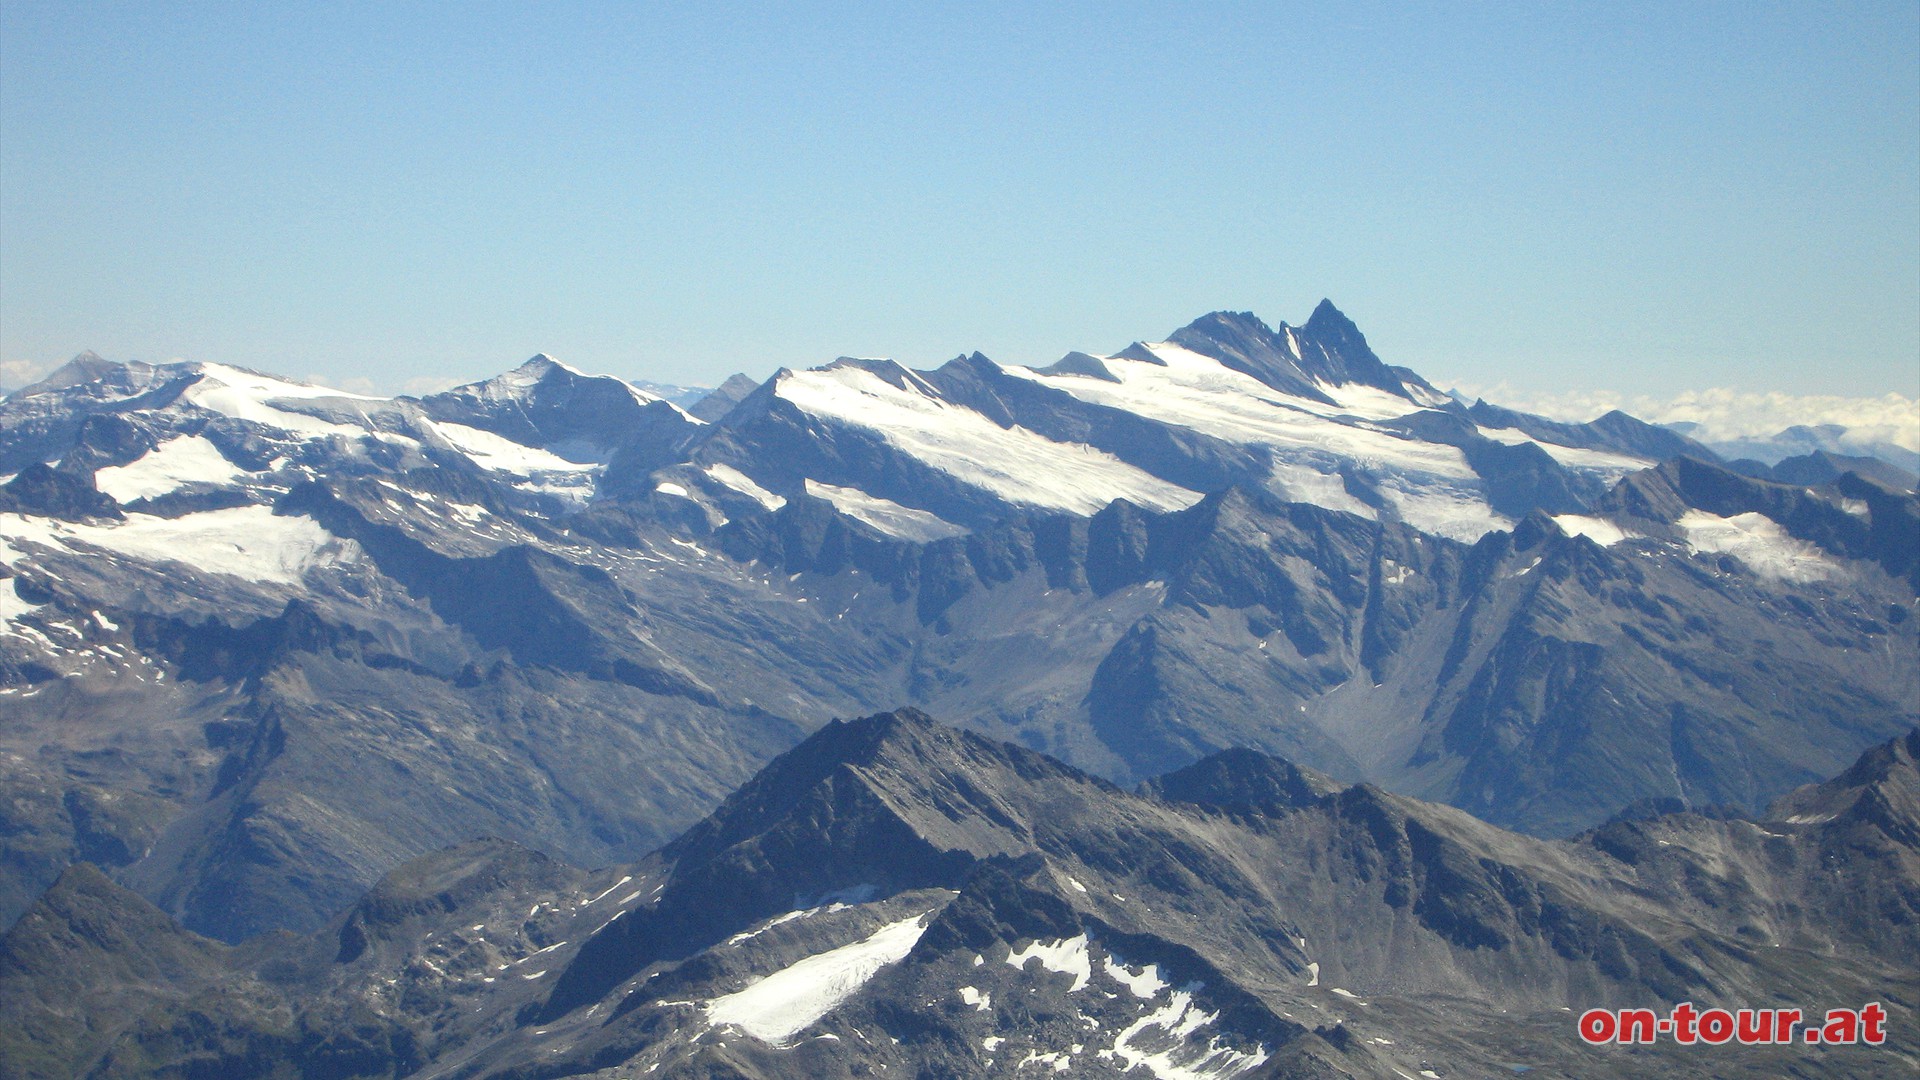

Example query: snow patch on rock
[1100,986,1269,1080]
[1679,510,1835,582]
[1006,934,1093,993]
[706,911,932,1044]
[804,479,967,541]
[1103,955,1171,1000]
[1551,514,1634,547]
[93,435,247,501]
[426,421,597,475]
[705,463,786,510]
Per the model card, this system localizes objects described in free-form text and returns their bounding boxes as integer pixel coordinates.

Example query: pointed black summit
[536,708,1081,1017]
[1304,298,1349,329]
[1143,747,1343,811]
[1297,299,1398,388]
[1767,728,1920,843]
[1167,302,1430,405]
[659,707,1090,871]
[1168,311,1336,403]
[687,372,763,422]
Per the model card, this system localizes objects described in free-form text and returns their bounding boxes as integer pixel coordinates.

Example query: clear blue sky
[3,2,1916,398]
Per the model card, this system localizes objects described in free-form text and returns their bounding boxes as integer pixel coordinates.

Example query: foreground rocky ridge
[2,304,1915,948]
[4,710,1916,1078]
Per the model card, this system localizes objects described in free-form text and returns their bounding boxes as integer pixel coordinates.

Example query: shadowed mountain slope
[7,711,1915,1078]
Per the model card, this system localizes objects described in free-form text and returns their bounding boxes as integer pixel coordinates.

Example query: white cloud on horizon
[303,372,379,396]
[400,375,464,396]
[1450,381,1920,454]
[1,358,55,388]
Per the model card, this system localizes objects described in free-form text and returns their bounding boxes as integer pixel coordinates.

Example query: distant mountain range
[1672,420,1920,477]
[2,302,1915,1075]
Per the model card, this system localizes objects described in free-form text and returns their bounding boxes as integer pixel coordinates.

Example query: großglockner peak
[1163,299,1444,405]
[1,301,1913,958]
[667,301,1726,544]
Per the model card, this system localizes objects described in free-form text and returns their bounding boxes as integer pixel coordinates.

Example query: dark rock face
[1143,746,1342,811]
[1767,449,1919,491]
[6,712,1916,1078]
[0,463,121,520]
[687,372,765,422]
[0,864,235,1079]
[1298,298,1421,392]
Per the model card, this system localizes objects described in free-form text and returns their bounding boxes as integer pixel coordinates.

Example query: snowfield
[705,463,787,510]
[0,506,354,586]
[92,435,248,501]
[1001,344,1512,541]
[181,364,377,438]
[775,363,1203,516]
[804,479,968,541]
[705,911,934,1043]
[425,420,600,473]
[1551,514,1636,547]
[1679,509,1835,582]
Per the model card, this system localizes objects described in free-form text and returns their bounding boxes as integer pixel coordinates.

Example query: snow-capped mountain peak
[1165,300,1430,407]
[663,303,1746,545]
[818,355,944,398]
[13,350,125,396]
[498,352,574,387]
[2,305,1916,1072]
[446,353,661,407]
[414,354,701,471]
[1166,309,1341,404]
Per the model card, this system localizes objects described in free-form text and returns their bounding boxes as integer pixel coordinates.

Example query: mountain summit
[1159,299,1442,408]
[1,302,1913,962]
[6,711,1915,1077]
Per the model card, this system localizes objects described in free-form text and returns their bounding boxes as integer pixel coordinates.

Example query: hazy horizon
[7,315,1916,456]
[3,4,1916,411]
